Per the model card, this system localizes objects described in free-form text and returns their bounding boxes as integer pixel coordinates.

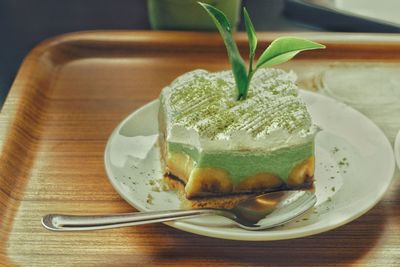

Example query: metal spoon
[41,190,316,231]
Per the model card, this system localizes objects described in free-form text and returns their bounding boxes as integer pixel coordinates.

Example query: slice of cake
[159,68,318,208]
[157,2,324,209]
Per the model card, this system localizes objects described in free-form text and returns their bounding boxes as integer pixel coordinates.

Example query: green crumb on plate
[338,157,350,167]
[151,186,161,192]
[146,193,154,205]
[161,182,170,191]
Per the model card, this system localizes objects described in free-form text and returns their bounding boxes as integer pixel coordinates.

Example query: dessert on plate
[158,3,325,208]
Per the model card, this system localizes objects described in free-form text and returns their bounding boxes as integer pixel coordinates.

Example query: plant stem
[242,70,254,100]
[239,53,254,100]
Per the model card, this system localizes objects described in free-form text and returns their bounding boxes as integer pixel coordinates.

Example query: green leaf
[242,7,257,99]
[199,2,248,99]
[243,7,257,64]
[255,37,325,69]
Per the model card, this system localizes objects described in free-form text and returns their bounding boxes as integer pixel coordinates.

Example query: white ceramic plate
[395,130,400,170]
[104,91,395,241]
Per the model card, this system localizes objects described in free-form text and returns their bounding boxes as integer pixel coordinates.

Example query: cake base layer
[165,174,262,209]
[165,173,314,209]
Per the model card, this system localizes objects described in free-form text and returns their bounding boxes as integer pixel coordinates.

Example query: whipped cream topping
[160,68,318,151]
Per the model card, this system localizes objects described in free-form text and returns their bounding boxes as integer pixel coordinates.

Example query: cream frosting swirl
[160,68,317,151]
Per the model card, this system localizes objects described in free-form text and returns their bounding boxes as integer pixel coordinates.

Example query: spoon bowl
[42,190,316,231]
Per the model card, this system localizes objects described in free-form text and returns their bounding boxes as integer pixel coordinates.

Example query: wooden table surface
[0,31,399,266]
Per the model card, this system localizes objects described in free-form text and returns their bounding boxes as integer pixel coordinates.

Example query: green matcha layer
[167,141,314,184]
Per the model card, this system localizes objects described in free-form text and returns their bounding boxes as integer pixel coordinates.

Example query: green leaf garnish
[243,7,257,99]
[243,8,257,57]
[255,37,326,69]
[199,2,248,99]
[199,2,325,100]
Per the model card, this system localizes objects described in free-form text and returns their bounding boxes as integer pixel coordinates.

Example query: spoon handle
[41,209,221,231]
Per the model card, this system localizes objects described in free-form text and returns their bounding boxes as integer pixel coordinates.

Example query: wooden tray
[1,31,399,266]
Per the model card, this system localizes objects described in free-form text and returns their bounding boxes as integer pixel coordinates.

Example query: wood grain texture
[0,31,399,266]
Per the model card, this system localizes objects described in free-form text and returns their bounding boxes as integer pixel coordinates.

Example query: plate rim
[104,90,395,241]
[395,130,400,170]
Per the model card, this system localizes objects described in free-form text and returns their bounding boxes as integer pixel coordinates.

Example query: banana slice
[236,173,282,192]
[166,152,194,183]
[287,156,315,186]
[185,167,233,199]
